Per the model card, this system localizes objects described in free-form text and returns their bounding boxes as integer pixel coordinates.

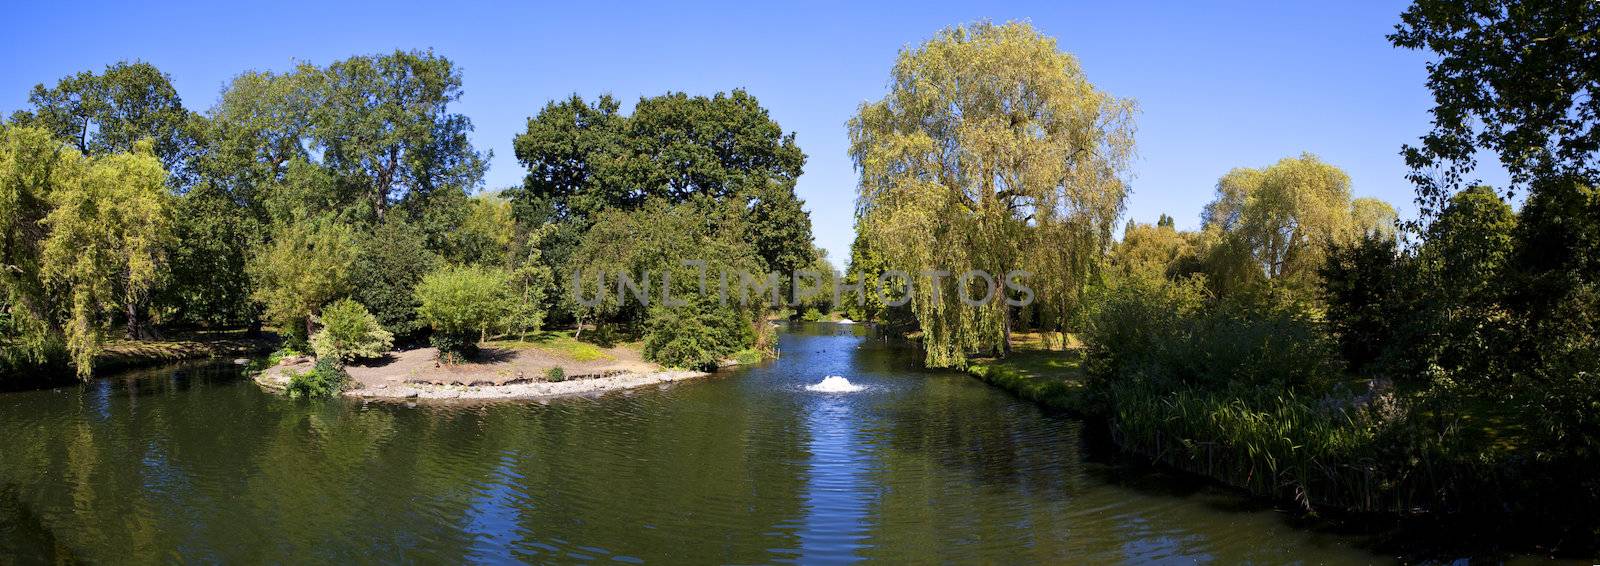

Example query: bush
[414,265,517,363]
[310,299,394,364]
[544,366,565,382]
[285,358,348,399]
[732,349,762,365]
[642,297,751,371]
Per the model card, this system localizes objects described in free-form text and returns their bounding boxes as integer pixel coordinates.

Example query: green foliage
[414,264,516,362]
[544,366,565,382]
[1319,235,1402,373]
[16,61,198,181]
[308,50,488,220]
[249,217,358,340]
[41,140,175,374]
[349,218,440,338]
[160,183,261,328]
[1199,154,1379,298]
[731,349,762,365]
[508,89,814,286]
[285,358,348,399]
[642,295,751,371]
[0,126,68,367]
[1390,0,1600,214]
[310,299,394,364]
[564,199,764,337]
[850,21,1135,367]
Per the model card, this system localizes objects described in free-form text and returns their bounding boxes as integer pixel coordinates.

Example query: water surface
[0,323,1397,563]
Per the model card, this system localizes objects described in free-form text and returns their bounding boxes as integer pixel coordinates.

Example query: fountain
[806,376,864,393]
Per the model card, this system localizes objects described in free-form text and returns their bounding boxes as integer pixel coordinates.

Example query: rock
[233,358,249,365]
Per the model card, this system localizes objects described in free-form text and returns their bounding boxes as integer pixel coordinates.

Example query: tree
[842,226,888,323]
[509,90,813,275]
[160,182,261,328]
[1390,0,1600,215]
[445,191,517,266]
[1198,155,1394,298]
[42,141,175,372]
[195,69,315,218]
[349,217,440,339]
[1351,197,1399,240]
[249,217,358,341]
[414,264,516,362]
[0,126,70,364]
[308,49,488,221]
[16,61,199,183]
[1111,219,1198,281]
[849,21,1136,367]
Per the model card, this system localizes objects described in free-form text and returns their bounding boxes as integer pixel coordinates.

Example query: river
[0,322,1414,563]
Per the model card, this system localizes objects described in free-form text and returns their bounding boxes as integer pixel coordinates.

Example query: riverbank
[255,332,720,401]
[962,333,1599,557]
[1,329,278,387]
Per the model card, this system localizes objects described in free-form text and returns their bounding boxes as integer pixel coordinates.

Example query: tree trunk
[305,314,316,341]
[125,301,160,340]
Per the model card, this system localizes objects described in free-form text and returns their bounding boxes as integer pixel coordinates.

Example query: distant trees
[849,21,1135,368]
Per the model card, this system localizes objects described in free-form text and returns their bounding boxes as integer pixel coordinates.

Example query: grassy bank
[964,345,1090,413]
[962,333,1512,518]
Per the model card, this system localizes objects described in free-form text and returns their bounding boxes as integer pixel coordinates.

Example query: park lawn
[486,330,616,363]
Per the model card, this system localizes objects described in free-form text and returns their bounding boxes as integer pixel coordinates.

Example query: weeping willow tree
[849,21,1136,368]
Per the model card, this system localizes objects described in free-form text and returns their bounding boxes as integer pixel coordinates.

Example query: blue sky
[1,1,1472,269]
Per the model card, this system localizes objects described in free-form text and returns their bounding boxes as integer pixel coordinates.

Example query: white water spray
[806,375,864,393]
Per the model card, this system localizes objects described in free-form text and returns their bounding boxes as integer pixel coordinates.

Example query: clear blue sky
[1,1,1476,269]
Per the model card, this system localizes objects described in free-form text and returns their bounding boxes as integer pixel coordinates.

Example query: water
[0,323,1402,563]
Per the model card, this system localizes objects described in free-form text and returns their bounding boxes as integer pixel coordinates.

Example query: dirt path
[256,341,716,401]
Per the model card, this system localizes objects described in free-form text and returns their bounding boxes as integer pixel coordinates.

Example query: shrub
[544,366,565,382]
[285,358,348,399]
[732,349,762,365]
[414,265,517,363]
[310,299,394,364]
[642,296,751,371]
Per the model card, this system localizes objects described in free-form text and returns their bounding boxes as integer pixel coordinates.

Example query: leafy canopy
[850,20,1136,367]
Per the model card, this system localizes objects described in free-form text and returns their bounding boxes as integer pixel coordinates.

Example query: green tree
[509,89,813,275]
[1198,155,1397,300]
[349,217,440,338]
[194,69,315,218]
[160,182,261,328]
[1202,155,1355,288]
[42,141,175,373]
[308,49,488,221]
[1110,219,1198,281]
[842,226,888,323]
[1390,0,1600,213]
[16,61,199,182]
[0,126,70,365]
[249,217,358,341]
[849,21,1136,367]
[414,264,516,362]
[1351,197,1399,240]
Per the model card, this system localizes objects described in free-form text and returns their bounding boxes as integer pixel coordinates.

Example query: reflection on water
[0,323,1424,563]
